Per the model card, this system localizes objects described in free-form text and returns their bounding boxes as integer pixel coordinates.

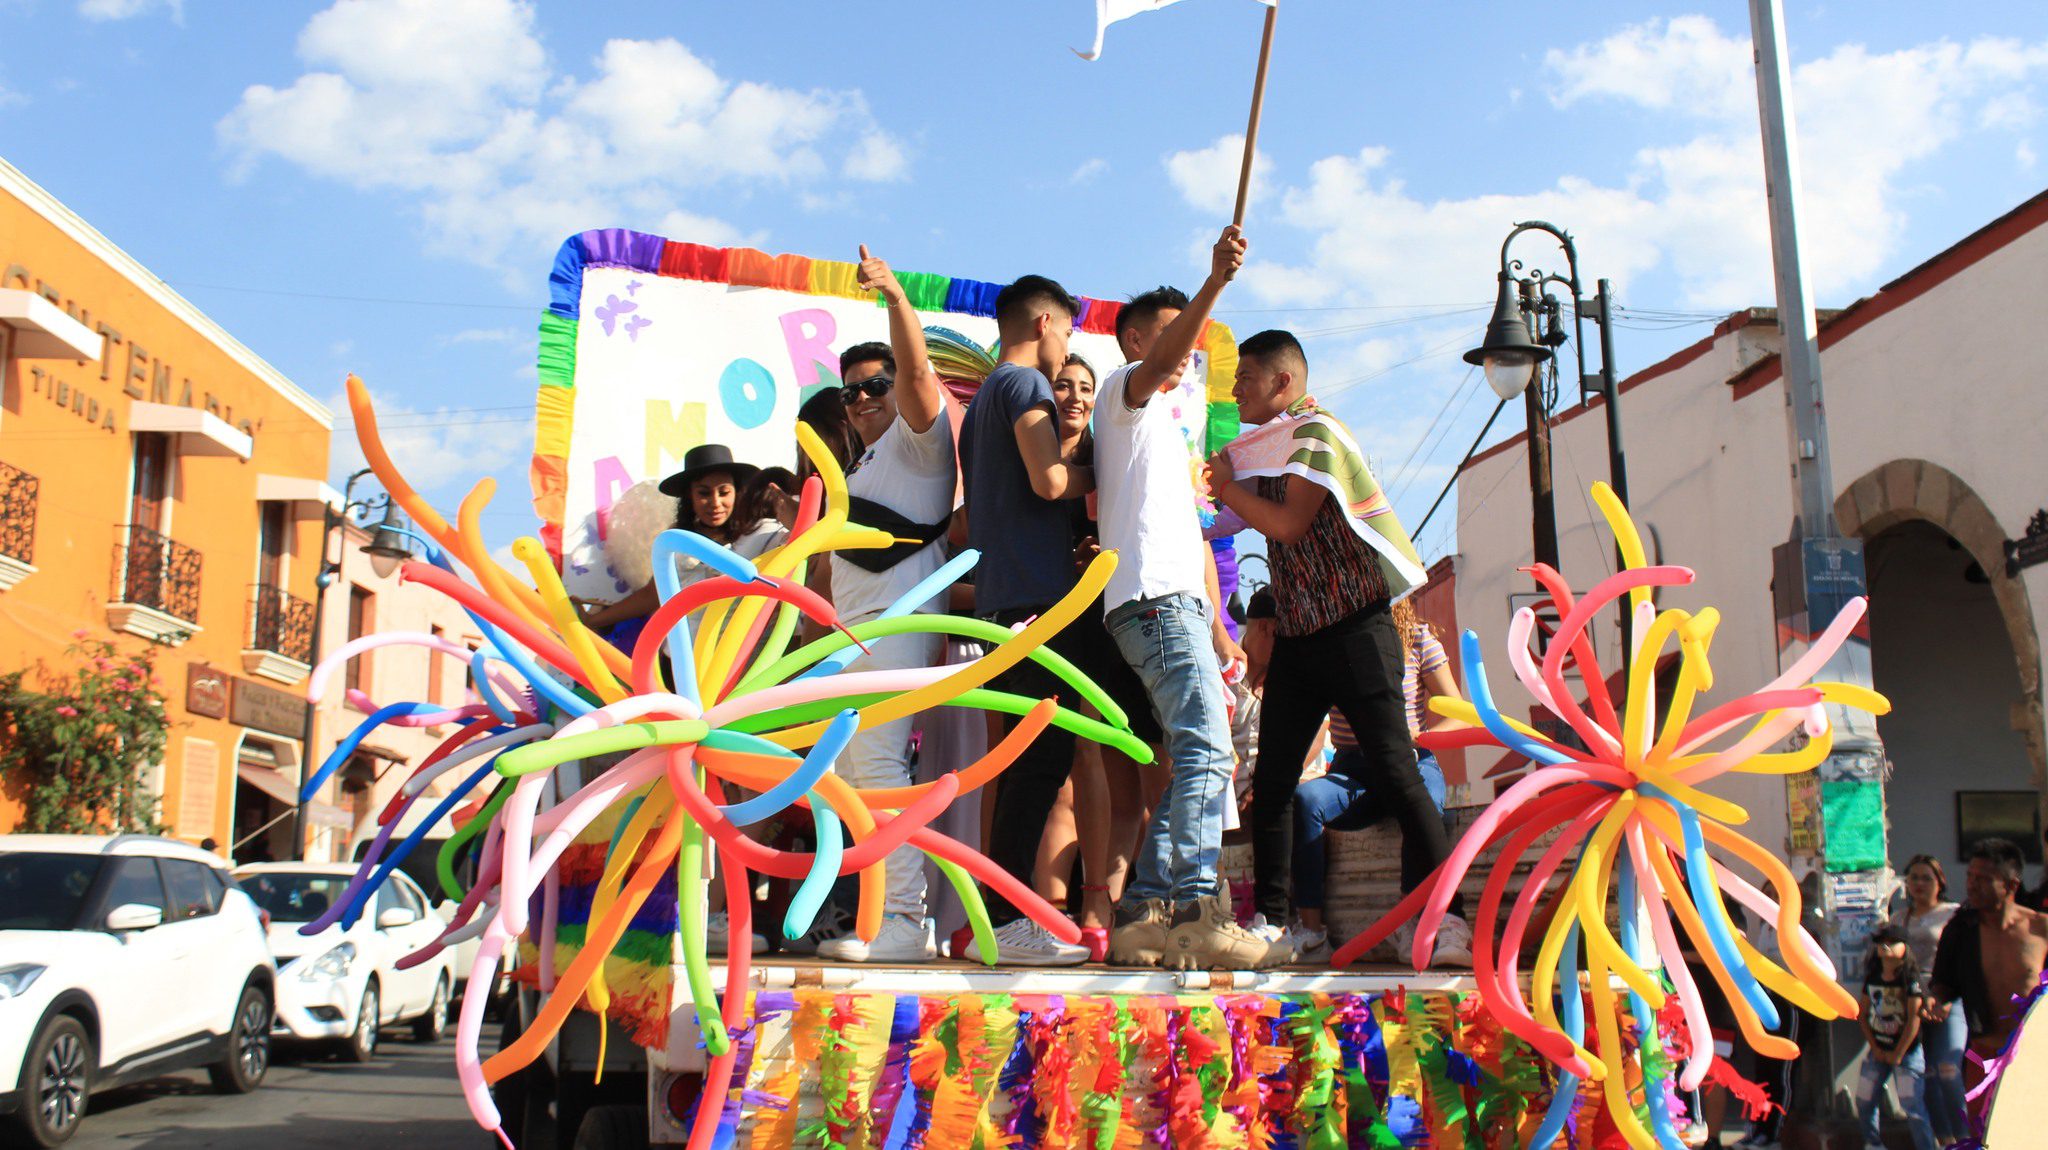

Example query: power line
[170,281,535,313]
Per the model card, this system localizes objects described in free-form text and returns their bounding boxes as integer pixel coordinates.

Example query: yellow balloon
[753,549,1120,752]
[515,537,628,705]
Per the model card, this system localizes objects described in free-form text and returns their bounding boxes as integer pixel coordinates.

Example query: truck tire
[491,1015,556,1149]
[572,1105,649,1150]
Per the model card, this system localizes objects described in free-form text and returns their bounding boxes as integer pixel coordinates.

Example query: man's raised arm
[857,244,946,434]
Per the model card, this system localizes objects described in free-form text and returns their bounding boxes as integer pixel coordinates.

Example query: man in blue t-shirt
[957,274,1094,964]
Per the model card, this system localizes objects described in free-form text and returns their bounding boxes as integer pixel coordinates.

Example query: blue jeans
[1857,1043,1935,1150]
[1919,1001,1968,1141]
[1108,593,1234,905]
[1293,749,1447,912]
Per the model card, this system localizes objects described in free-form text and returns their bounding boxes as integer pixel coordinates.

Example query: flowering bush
[0,634,170,834]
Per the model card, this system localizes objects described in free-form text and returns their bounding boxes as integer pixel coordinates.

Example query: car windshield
[0,852,105,931]
[239,871,354,923]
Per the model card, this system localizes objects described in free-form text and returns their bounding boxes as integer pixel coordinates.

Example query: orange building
[0,157,343,853]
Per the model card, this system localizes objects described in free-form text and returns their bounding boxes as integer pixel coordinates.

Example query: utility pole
[1750,1,1887,1138]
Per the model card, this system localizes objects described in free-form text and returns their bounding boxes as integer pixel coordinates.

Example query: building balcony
[107,524,202,646]
[0,459,35,591]
[244,582,315,684]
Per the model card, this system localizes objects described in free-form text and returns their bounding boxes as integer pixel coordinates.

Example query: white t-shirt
[830,411,957,623]
[1094,362,1209,614]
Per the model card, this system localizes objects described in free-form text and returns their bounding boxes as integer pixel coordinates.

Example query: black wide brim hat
[657,443,759,497]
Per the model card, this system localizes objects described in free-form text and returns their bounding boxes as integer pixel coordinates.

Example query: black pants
[982,606,1082,925]
[1250,602,1457,922]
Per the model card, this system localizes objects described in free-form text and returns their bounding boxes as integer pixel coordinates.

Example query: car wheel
[206,984,272,1094]
[412,974,450,1043]
[339,983,379,1064]
[10,1014,92,1147]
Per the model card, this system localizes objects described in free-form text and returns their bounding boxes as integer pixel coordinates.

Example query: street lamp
[1463,221,1633,662]
[293,467,412,859]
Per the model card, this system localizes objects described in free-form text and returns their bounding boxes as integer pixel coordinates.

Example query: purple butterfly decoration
[626,279,644,296]
[593,294,638,336]
[623,314,652,341]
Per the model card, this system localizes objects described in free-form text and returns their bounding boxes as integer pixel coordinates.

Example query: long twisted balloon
[311,375,1152,1148]
[1330,481,1887,1149]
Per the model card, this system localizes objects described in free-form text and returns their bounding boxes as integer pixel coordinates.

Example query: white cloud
[1185,21,2048,314]
[442,327,523,346]
[221,0,907,277]
[1068,157,1109,185]
[2021,140,2039,171]
[78,0,182,21]
[1543,15,1753,120]
[329,385,528,492]
[1165,134,1272,217]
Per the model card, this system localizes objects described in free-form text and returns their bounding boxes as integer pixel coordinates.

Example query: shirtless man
[1929,837,2048,1061]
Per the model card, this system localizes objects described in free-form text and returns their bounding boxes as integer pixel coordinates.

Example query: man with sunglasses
[808,244,956,963]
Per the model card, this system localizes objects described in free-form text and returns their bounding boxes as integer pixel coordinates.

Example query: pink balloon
[1626,822,1713,1090]
[1413,764,1626,968]
[699,664,954,727]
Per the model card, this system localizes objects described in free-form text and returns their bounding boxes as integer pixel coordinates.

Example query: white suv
[0,835,276,1147]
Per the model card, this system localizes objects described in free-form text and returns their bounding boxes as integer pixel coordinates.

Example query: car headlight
[0,964,46,1001]
[299,942,356,981]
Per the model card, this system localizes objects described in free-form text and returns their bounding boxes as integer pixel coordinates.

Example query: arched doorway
[1838,459,2046,877]
[1866,521,2037,875]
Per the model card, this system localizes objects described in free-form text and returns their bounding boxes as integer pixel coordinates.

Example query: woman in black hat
[578,443,790,636]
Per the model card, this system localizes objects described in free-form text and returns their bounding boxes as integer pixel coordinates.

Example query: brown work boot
[1166,895,1293,971]
[1108,898,1170,966]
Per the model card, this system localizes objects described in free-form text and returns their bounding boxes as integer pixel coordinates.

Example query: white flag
[1077,0,1275,62]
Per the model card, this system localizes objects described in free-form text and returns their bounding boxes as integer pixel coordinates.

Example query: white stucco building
[1449,186,2048,885]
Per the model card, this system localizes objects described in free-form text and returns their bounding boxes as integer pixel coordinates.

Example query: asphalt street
[59,1034,478,1149]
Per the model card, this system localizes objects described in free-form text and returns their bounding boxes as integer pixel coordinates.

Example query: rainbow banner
[531,229,1241,599]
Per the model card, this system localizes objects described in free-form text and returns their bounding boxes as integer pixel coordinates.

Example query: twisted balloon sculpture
[302,376,1151,1149]
[1332,481,1888,1149]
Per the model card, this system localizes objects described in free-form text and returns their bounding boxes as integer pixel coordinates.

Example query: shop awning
[235,762,349,828]
[130,401,252,461]
[0,289,102,361]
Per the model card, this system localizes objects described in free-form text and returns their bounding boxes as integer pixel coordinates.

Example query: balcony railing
[248,583,316,664]
[113,524,202,623]
[0,460,36,565]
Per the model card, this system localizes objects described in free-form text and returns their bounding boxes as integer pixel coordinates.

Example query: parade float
[280,203,1928,1147]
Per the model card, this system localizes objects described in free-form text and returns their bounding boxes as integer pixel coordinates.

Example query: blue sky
[4,0,2046,567]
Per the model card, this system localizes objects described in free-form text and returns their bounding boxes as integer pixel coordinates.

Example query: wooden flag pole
[1231,3,1279,228]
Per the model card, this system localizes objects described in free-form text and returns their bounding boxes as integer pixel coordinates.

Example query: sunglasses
[839,374,895,403]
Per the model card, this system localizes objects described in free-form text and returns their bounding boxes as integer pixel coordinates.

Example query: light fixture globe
[362,502,413,579]
[1465,272,1553,400]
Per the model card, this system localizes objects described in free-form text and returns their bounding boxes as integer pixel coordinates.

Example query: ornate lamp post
[291,468,412,859]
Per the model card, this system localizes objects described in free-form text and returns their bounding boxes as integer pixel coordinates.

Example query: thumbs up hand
[856,244,906,305]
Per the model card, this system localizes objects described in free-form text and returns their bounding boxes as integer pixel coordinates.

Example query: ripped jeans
[1856,1043,1935,1150]
[1919,1002,1968,1142]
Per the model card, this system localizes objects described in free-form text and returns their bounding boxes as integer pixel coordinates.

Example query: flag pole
[1231,3,1278,228]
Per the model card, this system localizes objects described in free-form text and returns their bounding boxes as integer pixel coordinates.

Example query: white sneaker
[815,914,936,963]
[964,917,1089,966]
[704,911,767,955]
[1292,924,1331,963]
[1391,920,1419,968]
[1388,916,1472,969]
[1433,914,1474,968]
[780,903,853,955]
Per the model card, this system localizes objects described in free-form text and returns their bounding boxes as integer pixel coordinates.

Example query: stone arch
[1835,459,2047,818]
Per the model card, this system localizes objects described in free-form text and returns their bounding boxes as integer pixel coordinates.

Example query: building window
[131,432,170,532]
[346,585,373,693]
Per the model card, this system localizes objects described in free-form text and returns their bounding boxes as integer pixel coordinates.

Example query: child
[1857,925,1936,1150]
